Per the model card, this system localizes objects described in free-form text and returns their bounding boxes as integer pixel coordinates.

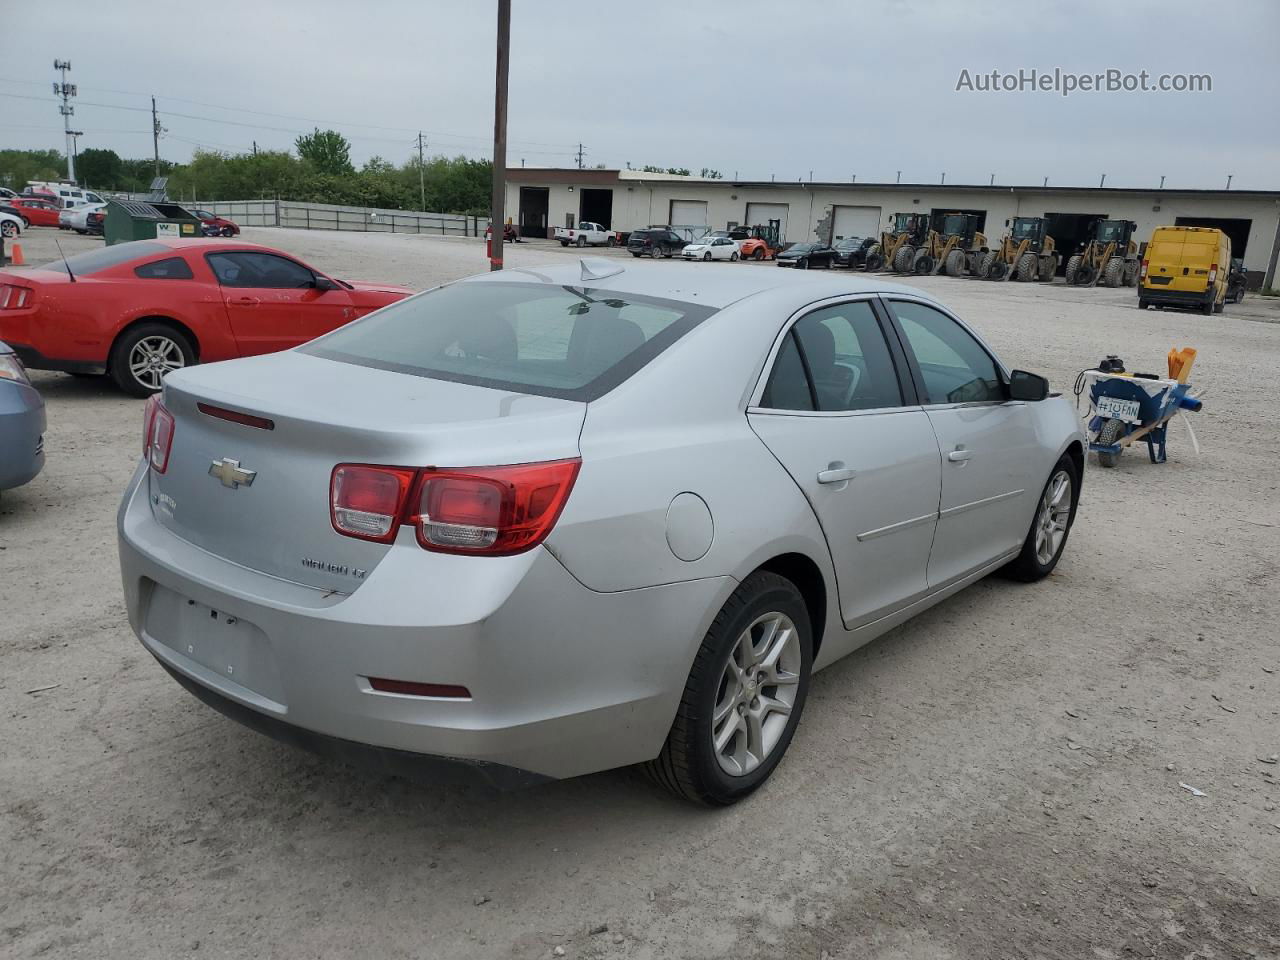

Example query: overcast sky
[3,0,1277,190]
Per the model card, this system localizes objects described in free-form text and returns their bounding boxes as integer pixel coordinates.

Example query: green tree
[0,149,66,190]
[77,148,124,189]
[699,168,723,179]
[294,128,354,176]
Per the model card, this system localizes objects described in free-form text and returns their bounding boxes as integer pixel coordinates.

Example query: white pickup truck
[555,222,615,247]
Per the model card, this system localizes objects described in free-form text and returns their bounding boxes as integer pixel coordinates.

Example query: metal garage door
[669,200,708,228]
[831,205,881,241]
[745,202,789,242]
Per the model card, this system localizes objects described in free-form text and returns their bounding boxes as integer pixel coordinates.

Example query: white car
[60,202,106,234]
[0,211,23,239]
[682,235,740,262]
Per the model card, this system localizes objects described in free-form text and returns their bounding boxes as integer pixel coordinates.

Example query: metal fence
[193,199,485,237]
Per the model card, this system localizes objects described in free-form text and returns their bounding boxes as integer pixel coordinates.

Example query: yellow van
[1139,226,1231,315]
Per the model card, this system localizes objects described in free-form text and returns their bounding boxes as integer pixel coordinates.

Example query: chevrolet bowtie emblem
[208,457,257,489]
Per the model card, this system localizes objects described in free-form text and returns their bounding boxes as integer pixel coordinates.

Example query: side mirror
[1008,369,1049,401]
[1005,218,1011,227]
[312,275,338,292]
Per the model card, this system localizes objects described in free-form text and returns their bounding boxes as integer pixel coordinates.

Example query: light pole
[53,60,77,182]
[489,0,511,270]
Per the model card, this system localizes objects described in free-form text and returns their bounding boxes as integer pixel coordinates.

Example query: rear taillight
[0,284,30,309]
[330,464,417,542]
[1208,263,1218,283]
[1140,259,1149,278]
[143,396,175,473]
[329,459,581,555]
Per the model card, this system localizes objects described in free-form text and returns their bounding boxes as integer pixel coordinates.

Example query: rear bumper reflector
[367,677,472,699]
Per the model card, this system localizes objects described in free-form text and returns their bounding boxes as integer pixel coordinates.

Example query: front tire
[1064,255,1082,285]
[645,571,813,806]
[1002,455,1079,581]
[1103,258,1125,288]
[703,252,712,262]
[108,322,196,397]
[1016,253,1037,282]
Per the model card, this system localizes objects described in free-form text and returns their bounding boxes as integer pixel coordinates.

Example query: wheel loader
[865,212,930,272]
[981,217,1058,282]
[928,212,987,276]
[1065,219,1139,287]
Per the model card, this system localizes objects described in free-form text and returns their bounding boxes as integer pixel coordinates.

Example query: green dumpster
[103,199,203,246]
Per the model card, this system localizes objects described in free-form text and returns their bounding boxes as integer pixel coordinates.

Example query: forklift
[983,217,1058,282]
[1065,219,1139,287]
[865,212,930,272]
[929,212,987,276]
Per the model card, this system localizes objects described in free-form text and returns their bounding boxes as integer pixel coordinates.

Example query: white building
[505,168,1280,286]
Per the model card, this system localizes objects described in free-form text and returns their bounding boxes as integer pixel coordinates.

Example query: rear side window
[761,301,904,412]
[134,257,194,280]
[303,280,716,402]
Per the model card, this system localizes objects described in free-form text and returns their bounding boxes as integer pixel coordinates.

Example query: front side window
[760,301,904,412]
[889,300,1003,405]
[206,252,315,289]
[135,257,195,280]
[302,281,715,402]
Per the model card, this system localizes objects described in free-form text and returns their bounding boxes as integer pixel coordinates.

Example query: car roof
[473,259,932,310]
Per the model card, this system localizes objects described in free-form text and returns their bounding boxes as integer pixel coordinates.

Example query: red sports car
[192,209,240,237]
[8,197,63,228]
[0,238,413,396]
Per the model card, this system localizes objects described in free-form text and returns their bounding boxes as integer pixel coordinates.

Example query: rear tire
[1064,255,1082,285]
[650,246,661,259]
[1039,256,1056,282]
[1002,455,1079,581]
[913,252,934,274]
[1201,297,1214,316]
[1214,299,1225,314]
[864,251,884,272]
[576,235,587,248]
[730,251,739,262]
[644,571,813,806]
[108,322,196,398]
[1138,297,1149,310]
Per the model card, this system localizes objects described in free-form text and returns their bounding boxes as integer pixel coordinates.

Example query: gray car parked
[0,340,45,494]
[118,261,1084,805]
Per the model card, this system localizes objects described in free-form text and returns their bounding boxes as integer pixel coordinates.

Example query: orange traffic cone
[9,243,24,266]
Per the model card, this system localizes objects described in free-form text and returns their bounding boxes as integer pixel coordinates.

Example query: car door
[747,298,942,628]
[883,297,1042,588]
[205,251,353,355]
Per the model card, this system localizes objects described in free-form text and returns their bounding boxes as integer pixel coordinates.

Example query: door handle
[234,296,260,306]
[817,466,856,484]
[947,447,972,463]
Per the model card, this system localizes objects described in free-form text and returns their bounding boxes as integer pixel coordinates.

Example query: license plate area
[1096,396,1142,424]
[144,582,287,707]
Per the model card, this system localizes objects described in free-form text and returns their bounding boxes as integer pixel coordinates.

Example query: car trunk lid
[148,351,586,592]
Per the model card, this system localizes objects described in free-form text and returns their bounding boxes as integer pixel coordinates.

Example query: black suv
[627,228,686,258]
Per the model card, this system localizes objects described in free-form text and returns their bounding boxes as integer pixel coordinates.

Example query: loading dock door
[669,200,708,228]
[746,202,789,242]
[579,188,614,230]
[518,187,550,239]
[831,205,881,241]
[1043,212,1108,275]
[1174,217,1252,260]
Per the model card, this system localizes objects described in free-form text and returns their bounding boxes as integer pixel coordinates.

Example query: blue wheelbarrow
[1084,371,1204,467]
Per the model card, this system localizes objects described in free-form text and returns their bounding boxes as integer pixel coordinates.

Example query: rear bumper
[1139,285,1213,308]
[117,462,730,783]
[0,380,45,489]
[6,342,106,375]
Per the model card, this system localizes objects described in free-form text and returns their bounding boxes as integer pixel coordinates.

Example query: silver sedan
[118,259,1084,805]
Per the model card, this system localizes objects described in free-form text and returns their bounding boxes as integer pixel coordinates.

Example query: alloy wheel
[712,612,801,777]
[128,335,186,391]
[1034,469,1072,564]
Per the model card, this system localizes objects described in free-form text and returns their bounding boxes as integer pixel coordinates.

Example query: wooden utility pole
[151,96,161,176]
[417,132,427,211]
[489,0,511,271]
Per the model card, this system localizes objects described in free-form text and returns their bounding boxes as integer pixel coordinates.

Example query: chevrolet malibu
[118,260,1084,805]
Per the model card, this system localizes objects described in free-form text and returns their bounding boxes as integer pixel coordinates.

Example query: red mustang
[0,238,413,396]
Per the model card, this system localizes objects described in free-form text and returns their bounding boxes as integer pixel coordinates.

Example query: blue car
[0,340,45,494]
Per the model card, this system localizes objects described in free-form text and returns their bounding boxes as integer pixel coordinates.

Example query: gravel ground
[3,226,1279,960]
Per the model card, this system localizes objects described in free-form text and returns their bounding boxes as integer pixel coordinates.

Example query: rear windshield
[40,241,166,276]
[302,280,717,402]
